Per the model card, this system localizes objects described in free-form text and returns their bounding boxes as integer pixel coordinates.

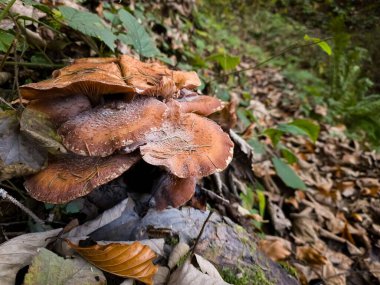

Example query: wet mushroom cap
[58,97,168,157]
[141,102,234,178]
[153,174,196,210]
[119,55,201,98]
[177,94,225,116]
[26,94,92,127]
[20,61,134,100]
[24,153,141,204]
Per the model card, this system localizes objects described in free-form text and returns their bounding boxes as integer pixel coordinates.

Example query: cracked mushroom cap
[119,55,201,98]
[140,100,234,178]
[24,153,140,203]
[58,97,168,157]
[20,61,134,101]
[26,94,91,127]
[153,173,196,210]
[177,93,225,116]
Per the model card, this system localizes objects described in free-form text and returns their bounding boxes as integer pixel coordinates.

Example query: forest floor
[0,1,380,285]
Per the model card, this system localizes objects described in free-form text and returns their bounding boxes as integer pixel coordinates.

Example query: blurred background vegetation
[192,0,380,149]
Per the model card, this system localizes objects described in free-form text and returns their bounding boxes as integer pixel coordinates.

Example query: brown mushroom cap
[153,173,196,210]
[26,94,91,127]
[119,55,201,98]
[24,153,140,204]
[58,97,167,157]
[177,94,225,116]
[140,100,234,178]
[20,62,134,101]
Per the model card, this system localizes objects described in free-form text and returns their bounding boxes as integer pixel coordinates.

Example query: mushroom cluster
[21,55,234,208]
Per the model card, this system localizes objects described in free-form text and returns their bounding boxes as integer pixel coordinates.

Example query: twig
[0,188,45,225]
[200,187,230,205]
[0,0,16,22]
[0,97,15,110]
[189,211,213,258]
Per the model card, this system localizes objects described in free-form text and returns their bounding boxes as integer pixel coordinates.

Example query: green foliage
[56,6,117,50]
[0,30,14,52]
[207,52,240,71]
[322,17,380,146]
[265,119,320,146]
[272,157,306,190]
[118,9,160,58]
[304,34,332,56]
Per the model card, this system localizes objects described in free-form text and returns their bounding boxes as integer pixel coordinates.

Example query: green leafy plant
[118,9,160,58]
[56,6,117,51]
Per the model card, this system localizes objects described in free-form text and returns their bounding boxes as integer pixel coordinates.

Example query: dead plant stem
[0,188,45,225]
[0,0,16,22]
[190,211,213,258]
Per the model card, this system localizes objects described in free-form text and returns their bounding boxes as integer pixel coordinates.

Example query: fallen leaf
[268,201,291,234]
[0,110,47,179]
[0,228,61,285]
[66,240,158,285]
[153,266,170,285]
[19,108,67,153]
[168,242,190,269]
[258,236,291,261]
[24,248,106,285]
[195,254,224,279]
[168,259,231,285]
[296,245,327,266]
[66,198,135,238]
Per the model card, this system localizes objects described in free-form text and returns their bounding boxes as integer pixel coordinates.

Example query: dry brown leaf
[66,240,158,285]
[258,236,291,262]
[296,245,327,266]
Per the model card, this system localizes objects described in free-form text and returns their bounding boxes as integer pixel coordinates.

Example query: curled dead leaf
[66,240,158,285]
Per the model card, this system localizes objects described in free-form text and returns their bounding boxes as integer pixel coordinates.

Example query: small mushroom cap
[27,94,91,127]
[153,173,196,210]
[58,97,167,157]
[140,100,234,178]
[24,153,140,204]
[119,55,201,98]
[20,62,134,100]
[177,93,225,116]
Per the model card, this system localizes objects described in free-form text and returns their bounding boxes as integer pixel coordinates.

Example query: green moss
[278,261,298,279]
[220,265,274,285]
[165,235,179,246]
[176,253,189,268]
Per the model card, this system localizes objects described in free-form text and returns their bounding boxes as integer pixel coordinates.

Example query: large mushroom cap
[140,101,234,178]
[24,153,140,203]
[119,55,201,98]
[58,97,168,157]
[26,94,91,127]
[20,61,134,101]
